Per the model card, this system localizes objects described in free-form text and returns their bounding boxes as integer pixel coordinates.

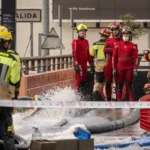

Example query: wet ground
[14,108,145,140]
[13,88,147,149]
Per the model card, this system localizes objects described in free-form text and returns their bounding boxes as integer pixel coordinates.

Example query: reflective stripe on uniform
[0,62,9,85]
[7,125,14,133]
[0,64,9,84]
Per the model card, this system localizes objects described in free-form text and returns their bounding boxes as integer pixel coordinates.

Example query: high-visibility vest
[90,40,106,60]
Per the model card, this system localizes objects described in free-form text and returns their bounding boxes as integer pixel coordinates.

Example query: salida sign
[0,9,41,22]
[16,9,41,22]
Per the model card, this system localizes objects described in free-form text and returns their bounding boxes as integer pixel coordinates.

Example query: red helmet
[99,28,111,37]
[110,22,122,30]
[143,49,150,61]
[144,83,150,94]
[122,26,132,34]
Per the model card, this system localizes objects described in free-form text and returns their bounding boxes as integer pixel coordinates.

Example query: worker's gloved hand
[113,69,117,77]
[133,69,138,79]
[90,66,95,74]
[74,66,81,73]
[143,50,149,54]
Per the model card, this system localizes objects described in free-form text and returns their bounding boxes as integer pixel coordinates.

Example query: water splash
[13,87,143,150]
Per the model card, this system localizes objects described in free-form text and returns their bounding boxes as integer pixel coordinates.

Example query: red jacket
[139,94,150,101]
[72,38,93,66]
[104,37,121,68]
[112,41,138,70]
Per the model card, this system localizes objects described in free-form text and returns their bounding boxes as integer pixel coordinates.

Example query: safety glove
[90,66,95,74]
[113,69,117,77]
[74,66,81,73]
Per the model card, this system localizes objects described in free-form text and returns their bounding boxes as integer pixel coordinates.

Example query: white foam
[52,124,87,140]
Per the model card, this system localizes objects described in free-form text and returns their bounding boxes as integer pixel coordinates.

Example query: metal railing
[21,53,150,75]
[21,54,73,75]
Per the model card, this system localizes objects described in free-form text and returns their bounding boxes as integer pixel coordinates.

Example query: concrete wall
[19,68,75,97]
[0,0,150,57]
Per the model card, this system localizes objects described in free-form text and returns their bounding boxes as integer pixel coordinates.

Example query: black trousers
[0,107,16,150]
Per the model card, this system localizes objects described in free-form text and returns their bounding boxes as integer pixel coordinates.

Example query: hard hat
[143,83,150,94]
[143,49,150,61]
[122,26,132,34]
[99,28,111,37]
[76,24,88,32]
[110,22,122,30]
[0,26,12,41]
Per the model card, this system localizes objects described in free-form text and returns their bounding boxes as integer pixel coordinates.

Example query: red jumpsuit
[112,41,138,101]
[104,37,121,99]
[72,38,93,90]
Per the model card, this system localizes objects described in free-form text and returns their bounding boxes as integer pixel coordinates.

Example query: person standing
[112,26,138,101]
[143,49,150,83]
[0,25,21,150]
[90,28,111,100]
[72,24,94,95]
[104,22,122,101]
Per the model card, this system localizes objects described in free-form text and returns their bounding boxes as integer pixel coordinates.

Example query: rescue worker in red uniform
[139,83,150,136]
[143,49,150,82]
[112,26,138,101]
[104,22,122,101]
[72,24,94,94]
[143,83,150,95]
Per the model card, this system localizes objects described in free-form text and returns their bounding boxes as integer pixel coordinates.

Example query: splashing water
[13,87,145,150]
[13,87,86,140]
[44,86,80,101]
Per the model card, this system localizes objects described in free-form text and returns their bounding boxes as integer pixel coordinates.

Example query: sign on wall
[0,9,41,22]
[2,0,16,50]
[53,0,150,20]
[16,9,41,22]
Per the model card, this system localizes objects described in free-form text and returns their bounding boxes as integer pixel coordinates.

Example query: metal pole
[148,28,150,48]
[70,8,74,41]
[72,23,74,41]
[149,28,150,66]
[42,0,49,56]
[38,33,42,56]
[58,5,62,55]
[30,22,33,56]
